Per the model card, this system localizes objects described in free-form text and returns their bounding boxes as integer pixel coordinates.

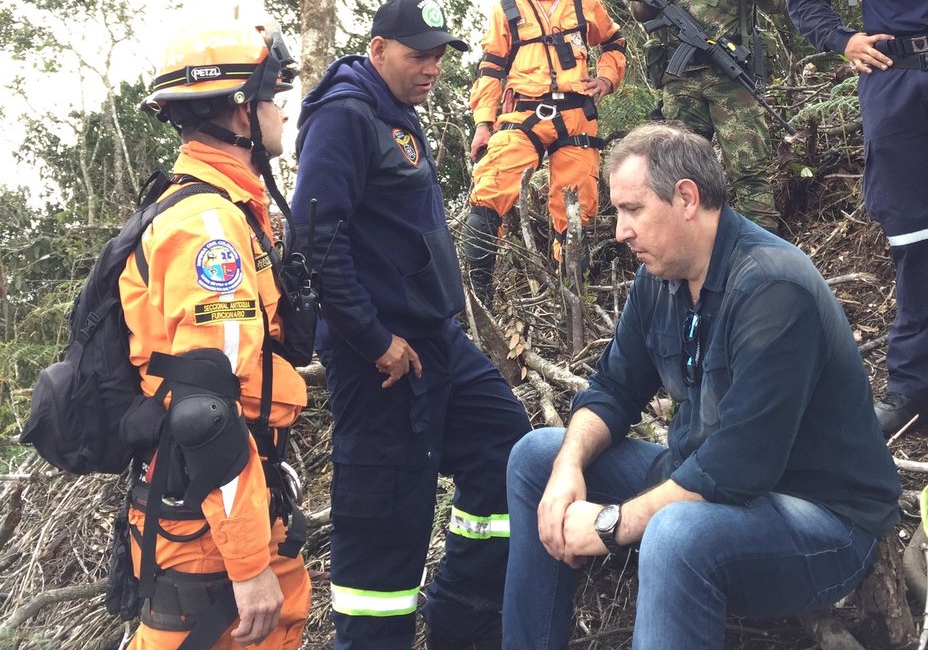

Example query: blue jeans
[503,428,881,649]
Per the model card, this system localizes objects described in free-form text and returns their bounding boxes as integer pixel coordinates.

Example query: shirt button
[674,461,681,468]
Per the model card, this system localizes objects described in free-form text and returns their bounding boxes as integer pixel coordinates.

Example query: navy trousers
[859,67,928,400]
[318,319,531,649]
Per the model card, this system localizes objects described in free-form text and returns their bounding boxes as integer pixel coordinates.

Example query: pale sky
[1,0,491,204]
[0,0,279,203]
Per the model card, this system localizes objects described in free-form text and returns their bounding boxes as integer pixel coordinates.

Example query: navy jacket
[787,0,928,55]
[292,56,465,361]
[573,207,901,536]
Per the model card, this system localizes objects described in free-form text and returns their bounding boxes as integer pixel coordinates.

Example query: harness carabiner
[536,102,558,120]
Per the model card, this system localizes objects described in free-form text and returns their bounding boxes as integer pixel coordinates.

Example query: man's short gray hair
[605,122,727,210]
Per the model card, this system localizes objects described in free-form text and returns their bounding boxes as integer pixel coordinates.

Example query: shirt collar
[701,204,741,295]
[666,204,740,299]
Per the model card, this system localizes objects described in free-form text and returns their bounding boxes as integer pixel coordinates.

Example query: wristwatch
[594,503,624,555]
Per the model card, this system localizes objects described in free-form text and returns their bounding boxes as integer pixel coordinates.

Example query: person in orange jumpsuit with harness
[118,18,311,649]
[465,0,627,307]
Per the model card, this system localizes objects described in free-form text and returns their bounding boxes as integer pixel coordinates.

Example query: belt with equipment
[886,33,928,70]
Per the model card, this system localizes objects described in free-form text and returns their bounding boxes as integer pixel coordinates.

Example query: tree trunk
[300,0,337,92]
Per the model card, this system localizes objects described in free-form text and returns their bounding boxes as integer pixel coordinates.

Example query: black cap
[371,0,470,52]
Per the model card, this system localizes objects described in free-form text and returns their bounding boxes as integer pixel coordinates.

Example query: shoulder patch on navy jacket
[392,127,420,166]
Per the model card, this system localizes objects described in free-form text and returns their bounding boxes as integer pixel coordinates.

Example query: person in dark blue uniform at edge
[290,0,532,648]
[788,0,928,436]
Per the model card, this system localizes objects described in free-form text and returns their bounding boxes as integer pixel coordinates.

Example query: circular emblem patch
[421,0,445,28]
[195,239,243,293]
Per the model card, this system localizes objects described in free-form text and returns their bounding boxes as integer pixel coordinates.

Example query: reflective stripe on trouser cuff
[330,584,419,617]
[887,228,928,247]
[448,506,510,539]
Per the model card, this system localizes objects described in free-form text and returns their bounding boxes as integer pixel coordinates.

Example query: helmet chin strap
[196,120,254,150]
[248,99,297,254]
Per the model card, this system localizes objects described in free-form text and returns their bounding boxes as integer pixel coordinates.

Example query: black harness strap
[500,92,601,166]
[495,0,588,84]
[601,30,627,54]
[500,122,547,166]
[132,179,307,646]
[134,183,228,285]
[548,132,606,156]
[241,204,308,559]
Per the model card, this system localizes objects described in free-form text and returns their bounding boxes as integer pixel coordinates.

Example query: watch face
[595,504,619,532]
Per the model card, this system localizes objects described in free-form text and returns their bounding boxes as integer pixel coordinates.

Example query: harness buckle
[913,35,928,53]
[279,461,304,503]
[536,102,558,120]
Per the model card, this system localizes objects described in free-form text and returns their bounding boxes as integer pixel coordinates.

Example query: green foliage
[792,74,859,125]
[265,0,302,35]
[0,0,182,440]
[17,78,177,224]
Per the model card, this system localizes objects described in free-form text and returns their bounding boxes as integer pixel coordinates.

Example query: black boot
[464,206,502,308]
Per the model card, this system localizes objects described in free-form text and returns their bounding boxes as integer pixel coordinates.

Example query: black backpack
[20,175,225,474]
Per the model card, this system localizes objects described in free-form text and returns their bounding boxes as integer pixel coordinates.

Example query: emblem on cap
[420,0,445,28]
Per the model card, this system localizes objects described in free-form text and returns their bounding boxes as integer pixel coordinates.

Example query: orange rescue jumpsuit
[469,0,627,261]
[119,141,310,649]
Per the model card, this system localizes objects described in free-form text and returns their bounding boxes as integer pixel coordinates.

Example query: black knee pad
[162,349,249,507]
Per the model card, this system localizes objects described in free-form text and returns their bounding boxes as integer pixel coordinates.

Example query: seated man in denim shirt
[503,122,902,649]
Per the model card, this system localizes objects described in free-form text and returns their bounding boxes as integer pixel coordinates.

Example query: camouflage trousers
[662,67,780,231]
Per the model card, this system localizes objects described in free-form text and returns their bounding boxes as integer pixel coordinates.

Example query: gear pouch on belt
[105,497,140,621]
[644,38,669,89]
[119,394,166,453]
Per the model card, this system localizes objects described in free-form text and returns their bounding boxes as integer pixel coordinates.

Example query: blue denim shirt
[573,206,901,536]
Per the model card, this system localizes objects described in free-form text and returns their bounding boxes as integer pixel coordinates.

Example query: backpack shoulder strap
[572,0,588,47]
[134,183,228,286]
[501,0,522,73]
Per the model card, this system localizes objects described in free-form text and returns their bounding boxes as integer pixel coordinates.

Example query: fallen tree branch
[1,578,106,631]
[798,613,867,650]
[523,350,589,393]
[826,272,876,287]
[894,457,928,474]
[527,370,564,428]
[859,335,887,354]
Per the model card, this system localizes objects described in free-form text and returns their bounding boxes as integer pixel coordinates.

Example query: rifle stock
[639,0,796,135]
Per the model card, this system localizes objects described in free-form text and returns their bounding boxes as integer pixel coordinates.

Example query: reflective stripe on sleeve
[330,584,419,617]
[448,506,510,539]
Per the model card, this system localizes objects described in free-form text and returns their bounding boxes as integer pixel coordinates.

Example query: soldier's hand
[845,32,894,74]
[581,76,614,104]
[375,335,423,388]
[231,566,283,646]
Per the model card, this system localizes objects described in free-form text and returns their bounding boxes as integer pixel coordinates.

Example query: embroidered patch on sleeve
[196,239,243,292]
[392,127,420,166]
[255,252,272,273]
[193,300,258,325]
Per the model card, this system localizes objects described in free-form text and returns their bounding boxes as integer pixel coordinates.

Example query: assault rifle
[639,0,796,135]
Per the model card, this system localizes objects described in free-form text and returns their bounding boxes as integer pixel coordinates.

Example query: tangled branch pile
[1,61,925,649]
